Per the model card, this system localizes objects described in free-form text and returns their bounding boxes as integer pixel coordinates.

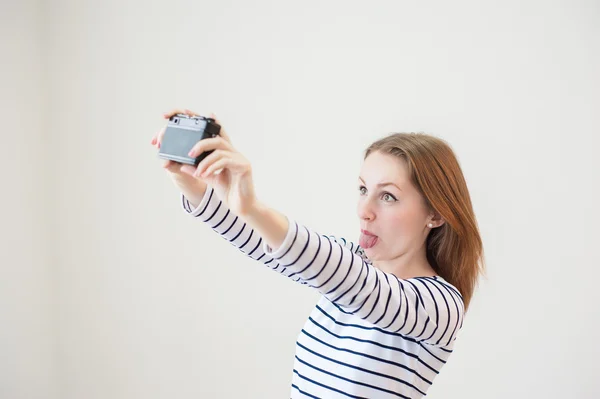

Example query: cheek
[381,204,425,238]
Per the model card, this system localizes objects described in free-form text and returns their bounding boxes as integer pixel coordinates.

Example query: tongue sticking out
[359,233,378,249]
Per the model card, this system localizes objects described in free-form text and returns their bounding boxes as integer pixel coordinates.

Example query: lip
[361,229,378,237]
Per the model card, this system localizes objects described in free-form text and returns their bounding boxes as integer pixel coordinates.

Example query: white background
[1,0,599,398]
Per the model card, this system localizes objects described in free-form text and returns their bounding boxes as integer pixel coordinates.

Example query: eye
[358,185,397,202]
[382,193,397,202]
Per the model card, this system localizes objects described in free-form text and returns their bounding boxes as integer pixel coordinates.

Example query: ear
[428,211,445,228]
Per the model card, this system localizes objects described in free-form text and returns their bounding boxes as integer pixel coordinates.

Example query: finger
[194,149,230,177]
[163,159,179,171]
[180,164,197,177]
[151,129,159,147]
[163,108,197,118]
[163,108,199,119]
[188,136,232,158]
[156,126,166,148]
[151,126,164,146]
[195,149,232,176]
[201,158,230,177]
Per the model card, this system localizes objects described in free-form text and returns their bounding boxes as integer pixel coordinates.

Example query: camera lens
[174,118,179,123]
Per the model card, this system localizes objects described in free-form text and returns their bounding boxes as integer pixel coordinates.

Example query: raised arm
[159,111,463,346]
[182,186,367,284]
[256,213,465,347]
[183,186,464,347]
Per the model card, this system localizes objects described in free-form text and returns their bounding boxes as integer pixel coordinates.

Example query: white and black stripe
[182,187,465,398]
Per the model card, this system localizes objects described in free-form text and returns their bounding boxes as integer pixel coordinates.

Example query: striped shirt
[181,186,464,398]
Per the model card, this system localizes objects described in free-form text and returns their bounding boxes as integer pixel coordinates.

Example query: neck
[372,244,436,279]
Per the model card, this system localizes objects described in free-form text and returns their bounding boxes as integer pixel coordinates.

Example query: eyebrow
[358,177,402,191]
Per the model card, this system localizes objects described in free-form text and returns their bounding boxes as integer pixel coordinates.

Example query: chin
[363,248,380,260]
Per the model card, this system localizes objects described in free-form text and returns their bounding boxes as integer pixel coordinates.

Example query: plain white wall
[2,0,599,398]
[0,1,57,399]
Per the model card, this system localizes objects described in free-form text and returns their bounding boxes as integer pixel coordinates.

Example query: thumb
[180,164,197,176]
[163,160,182,173]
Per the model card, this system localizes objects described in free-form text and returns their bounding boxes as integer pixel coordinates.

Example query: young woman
[151,109,485,398]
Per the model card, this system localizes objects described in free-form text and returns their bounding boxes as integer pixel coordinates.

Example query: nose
[357,197,376,221]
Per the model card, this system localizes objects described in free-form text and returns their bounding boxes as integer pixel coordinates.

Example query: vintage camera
[157,114,221,166]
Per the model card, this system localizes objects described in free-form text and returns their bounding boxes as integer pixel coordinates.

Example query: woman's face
[357,151,432,262]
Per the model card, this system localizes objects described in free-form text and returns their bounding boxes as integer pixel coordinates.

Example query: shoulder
[408,276,464,309]
[322,234,371,263]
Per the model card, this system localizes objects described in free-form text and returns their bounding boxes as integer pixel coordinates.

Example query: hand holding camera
[151,109,258,217]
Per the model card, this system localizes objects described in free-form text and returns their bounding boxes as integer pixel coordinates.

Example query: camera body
[157,114,221,166]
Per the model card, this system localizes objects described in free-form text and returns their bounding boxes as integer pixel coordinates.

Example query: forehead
[359,152,409,182]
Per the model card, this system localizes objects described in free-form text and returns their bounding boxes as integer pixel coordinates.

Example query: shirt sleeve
[181,186,464,347]
[263,216,465,347]
[181,186,309,284]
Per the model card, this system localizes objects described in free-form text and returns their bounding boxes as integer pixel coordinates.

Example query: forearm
[241,201,289,254]
[179,181,208,209]
[181,187,294,275]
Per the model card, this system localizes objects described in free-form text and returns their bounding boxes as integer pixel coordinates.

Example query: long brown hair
[364,133,485,310]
